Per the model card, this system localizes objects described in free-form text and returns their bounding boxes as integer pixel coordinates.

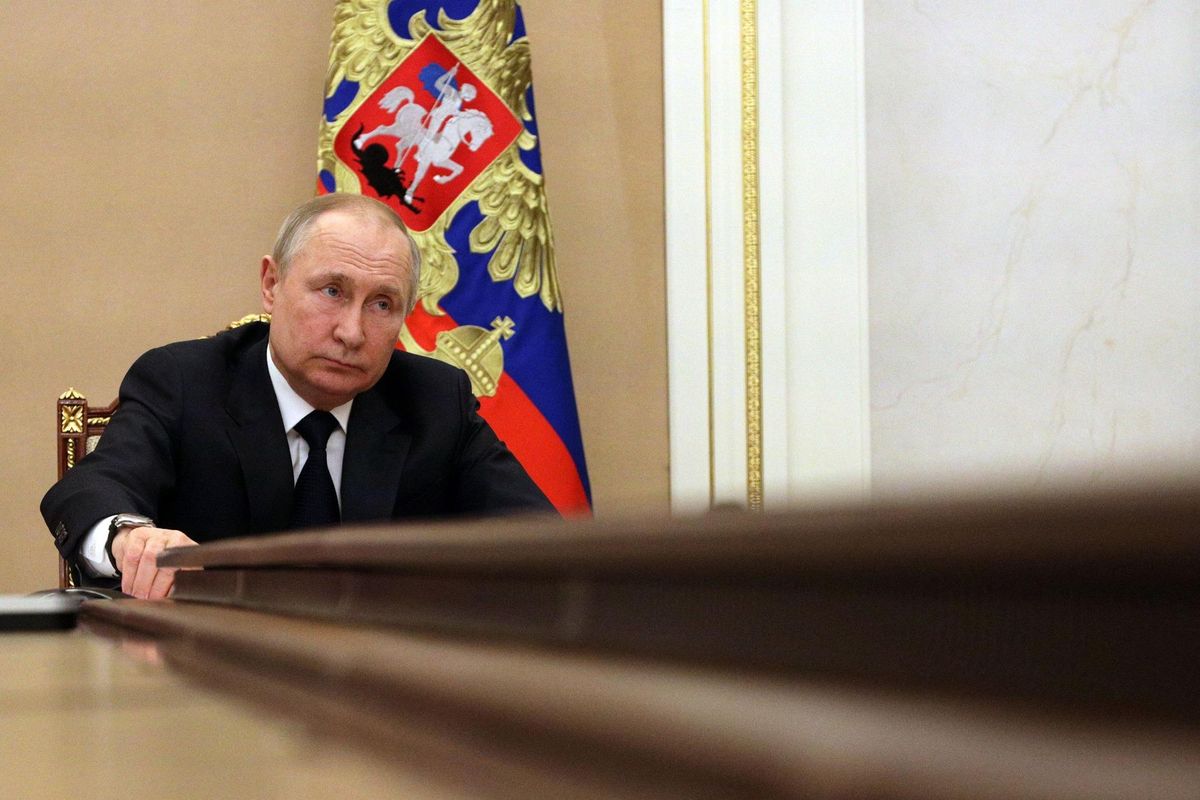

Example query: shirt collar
[266,345,353,434]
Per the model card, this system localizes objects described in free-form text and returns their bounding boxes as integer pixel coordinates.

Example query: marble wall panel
[866,1,1199,490]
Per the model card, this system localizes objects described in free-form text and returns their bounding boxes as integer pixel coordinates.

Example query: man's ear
[261,256,279,313]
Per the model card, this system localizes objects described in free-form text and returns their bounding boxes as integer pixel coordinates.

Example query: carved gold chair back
[55,390,117,588]
[53,314,271,588]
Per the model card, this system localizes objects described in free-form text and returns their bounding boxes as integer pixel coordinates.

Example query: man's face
[261,210,414,410]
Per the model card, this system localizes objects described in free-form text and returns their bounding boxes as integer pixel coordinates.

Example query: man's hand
[111,526,198,600]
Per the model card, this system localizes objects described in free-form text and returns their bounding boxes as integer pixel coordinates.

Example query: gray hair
[271,193,422,315]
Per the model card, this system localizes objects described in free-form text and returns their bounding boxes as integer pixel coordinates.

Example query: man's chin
[300,375,370,409]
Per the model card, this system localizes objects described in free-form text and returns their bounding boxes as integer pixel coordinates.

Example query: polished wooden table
[1,629,459,799]
[8,479,1200,798]
[8,617,1200,799]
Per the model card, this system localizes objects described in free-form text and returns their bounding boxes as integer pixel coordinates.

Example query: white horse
[355,86,495,204]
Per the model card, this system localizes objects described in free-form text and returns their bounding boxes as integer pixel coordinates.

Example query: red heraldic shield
[333,35,523,232]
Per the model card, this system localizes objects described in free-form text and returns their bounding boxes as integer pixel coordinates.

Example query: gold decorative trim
[740,0,763,511]
[61,406,83,435]
[227,313,272,329]
[59,387,84,401]
[65,438,76,470]
[87,416,112,427]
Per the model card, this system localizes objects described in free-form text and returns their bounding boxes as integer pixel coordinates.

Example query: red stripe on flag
[403,304,457,350]
[401,306,590,516]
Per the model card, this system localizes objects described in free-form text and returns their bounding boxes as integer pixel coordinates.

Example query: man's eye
[321,286,340,298]
[373,299,392,312]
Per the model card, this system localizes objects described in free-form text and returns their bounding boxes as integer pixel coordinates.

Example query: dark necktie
[289,410,341,529]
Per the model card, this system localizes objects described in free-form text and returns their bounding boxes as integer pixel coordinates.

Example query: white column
[777,0,871,503]
[664,0,870,513]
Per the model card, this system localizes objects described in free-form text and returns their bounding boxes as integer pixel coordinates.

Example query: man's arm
[450,370,557,516]
[42,346,198,594]
[433,62,460,96]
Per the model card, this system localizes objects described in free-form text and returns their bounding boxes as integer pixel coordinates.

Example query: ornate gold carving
[227,313,272,329]
[412,216,459,316]
[741,0,763,511]
[61,406,84,435]
[65,438,76,470]
[328,0,413,90]
[87,417,112,427]
[59,387,84,401]
[318,1,563,313]
[468,148,561,312]
[399,317,514,398]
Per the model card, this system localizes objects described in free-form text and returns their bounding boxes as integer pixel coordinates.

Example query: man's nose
[333,305,366,348]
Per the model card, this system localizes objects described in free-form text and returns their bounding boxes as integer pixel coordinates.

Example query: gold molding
[60,406,83,435]
[227,313,272,329]
[740,0,763,511]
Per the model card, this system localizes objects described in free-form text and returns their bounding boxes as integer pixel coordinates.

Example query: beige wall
[0,1,666,593]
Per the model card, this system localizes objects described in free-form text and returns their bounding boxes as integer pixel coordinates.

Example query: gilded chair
[53,314,271,588]
[55,389,117,588]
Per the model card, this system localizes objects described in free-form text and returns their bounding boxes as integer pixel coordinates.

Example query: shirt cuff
[79,516,119,578]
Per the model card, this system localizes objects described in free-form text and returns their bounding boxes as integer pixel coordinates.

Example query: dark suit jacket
[42,321,552,565]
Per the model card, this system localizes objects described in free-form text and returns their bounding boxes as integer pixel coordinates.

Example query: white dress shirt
[78,345,353,577]
[265,345,353,499]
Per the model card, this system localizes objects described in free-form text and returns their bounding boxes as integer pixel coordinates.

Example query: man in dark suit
[42,194,552,599]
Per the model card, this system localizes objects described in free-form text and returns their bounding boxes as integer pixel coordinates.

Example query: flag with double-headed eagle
[316,0,591,513]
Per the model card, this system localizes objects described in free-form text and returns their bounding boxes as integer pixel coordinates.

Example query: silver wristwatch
[105,513,155,574]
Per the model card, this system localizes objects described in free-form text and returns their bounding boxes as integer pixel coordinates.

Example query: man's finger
[146,564,177,601]
[119,532,148,596]
[129,538,166,600]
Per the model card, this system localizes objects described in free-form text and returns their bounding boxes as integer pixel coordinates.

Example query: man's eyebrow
[314,270,402,296]
[312,269,349,284]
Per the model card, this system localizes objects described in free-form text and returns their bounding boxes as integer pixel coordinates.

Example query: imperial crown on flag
[316,0,591,514]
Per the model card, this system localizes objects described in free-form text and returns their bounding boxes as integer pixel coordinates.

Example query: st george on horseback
[354,62,495,206]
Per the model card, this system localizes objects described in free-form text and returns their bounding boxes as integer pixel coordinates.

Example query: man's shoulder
[384,347,463,381]
[142,319,269,367]
[120,321,268,400]
[375,348,469,399]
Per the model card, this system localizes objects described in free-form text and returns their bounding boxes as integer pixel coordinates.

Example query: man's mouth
[320,357,360,371]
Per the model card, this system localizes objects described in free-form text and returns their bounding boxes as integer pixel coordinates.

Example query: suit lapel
[341,385,410,523]
[225,337,294,533]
